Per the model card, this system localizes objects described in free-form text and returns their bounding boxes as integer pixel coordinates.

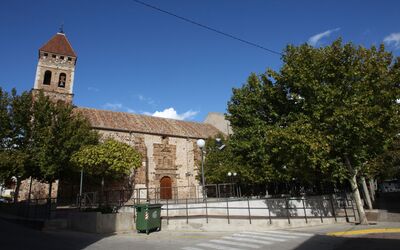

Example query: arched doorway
[160,176,172,200]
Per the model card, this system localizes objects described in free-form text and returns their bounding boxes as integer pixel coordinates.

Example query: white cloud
[144,107,198,120]
[103,103,135,113]
[103,103,123,110]
[383,33,400,49]
[137,94,155,106]
[308,28,341,46]
[87,86,100,92]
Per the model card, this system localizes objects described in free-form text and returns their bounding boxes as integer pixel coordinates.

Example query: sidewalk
[291,221,400,237]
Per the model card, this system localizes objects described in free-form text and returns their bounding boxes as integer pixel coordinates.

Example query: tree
[367,135,400,180]
[0,88,99,201]
[203,135,238,184]
[0,88,35,202]
[71,138,142,205]
[31,92,99,198]
[227,39,400,224]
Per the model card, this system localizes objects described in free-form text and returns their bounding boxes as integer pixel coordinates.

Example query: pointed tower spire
[59,23,64,34]
[32,32,77,104]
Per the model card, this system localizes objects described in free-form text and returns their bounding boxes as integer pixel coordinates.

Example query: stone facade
[96,130,202,200]
[32,32,76,103]
[18,179,58,201]
[204,112,232,135]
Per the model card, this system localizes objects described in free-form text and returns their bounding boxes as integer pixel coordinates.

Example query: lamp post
[79,169,84,207]
[227,171,237,197]
[196,139,206,200]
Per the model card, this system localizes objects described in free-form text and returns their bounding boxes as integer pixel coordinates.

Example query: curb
[327,228,400,236]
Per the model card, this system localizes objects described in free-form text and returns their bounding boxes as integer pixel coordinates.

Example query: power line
[131,0,283,56]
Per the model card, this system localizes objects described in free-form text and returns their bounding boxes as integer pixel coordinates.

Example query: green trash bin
[135,203,162,234]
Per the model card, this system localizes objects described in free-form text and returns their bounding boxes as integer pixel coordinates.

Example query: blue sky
[1,0,399,122]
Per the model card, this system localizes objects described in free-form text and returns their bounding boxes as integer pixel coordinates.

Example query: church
[19,31,230,203]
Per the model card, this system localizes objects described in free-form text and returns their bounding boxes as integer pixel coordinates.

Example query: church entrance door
[160,176,172,200]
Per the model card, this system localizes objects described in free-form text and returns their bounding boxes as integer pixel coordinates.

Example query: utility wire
[131,0,283,56]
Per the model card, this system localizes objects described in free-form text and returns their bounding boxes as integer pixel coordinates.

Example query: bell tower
[32,30,77,103]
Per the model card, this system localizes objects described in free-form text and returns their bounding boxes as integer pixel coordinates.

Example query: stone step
[43,218,68,231]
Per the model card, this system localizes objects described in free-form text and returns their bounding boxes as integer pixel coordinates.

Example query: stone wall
[33,50,76,103]
[24,129,203,203]
[98,130,202,200]
[18,179,58,201]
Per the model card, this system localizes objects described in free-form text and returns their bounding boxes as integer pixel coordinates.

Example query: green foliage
[203,135,239,184]
[0,88,34,182]
[367,136,400,179]
[227,39,400,184]
[0,88,99,186]
[31,92,99,183]
[71,138,142,179]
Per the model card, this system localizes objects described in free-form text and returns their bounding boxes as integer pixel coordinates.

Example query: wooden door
[160,176,172,200]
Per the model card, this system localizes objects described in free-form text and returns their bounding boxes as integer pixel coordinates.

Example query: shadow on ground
[294,234,400,250]
[0,218,107,250]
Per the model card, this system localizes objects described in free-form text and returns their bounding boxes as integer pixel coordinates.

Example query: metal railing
[76,184,241,207]
[160,195,357,225]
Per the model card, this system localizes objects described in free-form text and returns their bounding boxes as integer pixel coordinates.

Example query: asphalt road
[1,218,399,250]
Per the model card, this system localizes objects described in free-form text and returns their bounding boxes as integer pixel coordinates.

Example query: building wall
[97,130,202,200]
[18,179,58,201]
[204,112,232,135]
[33,51,76,103]
[43,129,203,204]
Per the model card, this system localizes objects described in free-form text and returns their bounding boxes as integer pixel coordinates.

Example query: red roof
[39,33,77,57]
[75,107,221,139]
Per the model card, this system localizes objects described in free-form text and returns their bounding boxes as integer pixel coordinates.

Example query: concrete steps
[43,218,68,231]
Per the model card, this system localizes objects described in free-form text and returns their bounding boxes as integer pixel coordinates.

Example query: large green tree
[0,88,99,200]
[227,39,400,224]
[0,88,35,201]
[202,136,239,184]
[31,92,99,196]
[71,138,142,204]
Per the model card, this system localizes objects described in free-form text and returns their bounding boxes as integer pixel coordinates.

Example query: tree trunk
[28,177,33,203]
[345,155,368,225]
[100,176,104,207]
[349,174,368,224]
[361,176,373,209]
[13,179,21,203]
[368,179,375,202]
[48,182,53,201]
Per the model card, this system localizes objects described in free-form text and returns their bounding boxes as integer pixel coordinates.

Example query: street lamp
[227,171,237,197]
[196,139,206,200]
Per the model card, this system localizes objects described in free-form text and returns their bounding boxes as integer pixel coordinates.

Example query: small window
[60,56,64,60]
[44,53,48,57]
[52,54,56,58]
[67,57,72,61]
[58,73,66,88]
[43,70,52,85]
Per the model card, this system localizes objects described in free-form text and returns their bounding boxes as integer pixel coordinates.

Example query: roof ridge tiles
[39,33,77,57]
[75,106,221,139]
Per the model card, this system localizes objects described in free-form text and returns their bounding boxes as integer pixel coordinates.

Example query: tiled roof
[39,33,77,57]
[76,107,221,139]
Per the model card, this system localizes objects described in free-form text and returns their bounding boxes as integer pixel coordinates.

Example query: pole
[201,149,206,200]
[28,177,33,204]
[79,169,83,197]
[146,156,149,202]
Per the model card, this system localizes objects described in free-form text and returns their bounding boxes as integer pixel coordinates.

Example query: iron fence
[76,184,243,208]
[158,195,357,225]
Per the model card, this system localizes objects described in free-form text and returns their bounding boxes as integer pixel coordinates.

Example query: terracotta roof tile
[75,107,221,139]
[39,33,77,57]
